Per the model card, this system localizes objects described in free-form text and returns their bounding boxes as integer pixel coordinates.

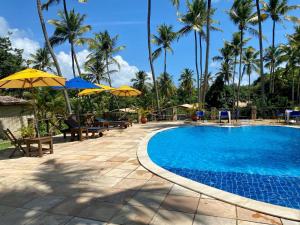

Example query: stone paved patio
[0,122,298,225]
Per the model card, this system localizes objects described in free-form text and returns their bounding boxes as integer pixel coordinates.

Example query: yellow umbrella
[110,85,142,97]
[0,68,65,88]
[78,84,115,96]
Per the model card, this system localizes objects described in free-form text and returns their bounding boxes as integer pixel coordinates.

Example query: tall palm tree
[229,0,257,116]
[178,68,195,101]
[255,0,266,105]
[131,71,150,94]
[48,10,91,77]
[36,0,72,114]
[243,46,259,101]
[157,72,176,101]
[203,0,212,108]
[84,52,116,84]
[152,24,177,75]
[262,0,299,85]
[213,42,234,85]
[147,0,160,114]
[178,0,207,108]
[28,48,53,72]
[264,46,280,93]
[88,31,125,87]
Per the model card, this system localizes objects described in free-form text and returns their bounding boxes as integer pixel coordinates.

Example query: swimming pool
[148,126,300,209]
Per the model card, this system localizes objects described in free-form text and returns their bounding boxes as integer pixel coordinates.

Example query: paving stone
[0,208,42,225]
[150,209,194,225]
[23,195,65,211]
[194,215,236,225]
[27,212,72,225]
[128,191,167,209]
[105,169,134,178]
[281,219,300,225]
[160,194,199,213]
[66,217,107,225]
[197,198,236,219]
[237,207,282,225]
[169,184,200,197]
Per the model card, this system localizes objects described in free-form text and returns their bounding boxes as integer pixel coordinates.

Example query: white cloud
[0,17,40,59]
[56,49,139,87]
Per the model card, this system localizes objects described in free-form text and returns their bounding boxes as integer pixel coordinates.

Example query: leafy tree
[0,36,24,79]
[131,71,150,94]
[152,24,177,75]
[28,48,53,72]
[178,68,195,103]
[88,31,125,87]
[48,9,91,77]
[157,72,176,105]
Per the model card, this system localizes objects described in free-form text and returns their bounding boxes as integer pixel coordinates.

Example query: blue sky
[0,0,299,86]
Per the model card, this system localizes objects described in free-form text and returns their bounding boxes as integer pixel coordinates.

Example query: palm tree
[203,0,212,108]
[48,10,91,77]
[131,71,150,94]
[255,0,266,105]
[178,68,195,101]
[229,0,257,117]
[157,72,176,101]
[264,46,281,93]
[36,0,72,114]
[84,52,116,84]
[243,46,259,101]
[152,24,177,75]
[147,0,160,114]
[28,48,53,72]
[262,0,299,85]
[213,42,234,85]
[88,31,125,87]
[178,0,207,108]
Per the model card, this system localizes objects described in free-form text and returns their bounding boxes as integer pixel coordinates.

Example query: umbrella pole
[32,88,40,138]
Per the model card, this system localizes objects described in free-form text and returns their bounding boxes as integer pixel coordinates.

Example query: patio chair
[196,111,205,121]
[286,110,300,124]
[3,128,26,158]
[219,111,231,123]
[95,118,131,129]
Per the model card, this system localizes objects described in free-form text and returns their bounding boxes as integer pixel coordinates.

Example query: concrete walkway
[0,122,297,225]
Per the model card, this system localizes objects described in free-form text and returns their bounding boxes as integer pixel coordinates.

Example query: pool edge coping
[137,124,300,221]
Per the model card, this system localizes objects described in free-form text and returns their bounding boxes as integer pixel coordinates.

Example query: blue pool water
[148,126,300,209]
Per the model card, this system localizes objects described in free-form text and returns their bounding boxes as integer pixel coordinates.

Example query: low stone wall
[0,105,34,138]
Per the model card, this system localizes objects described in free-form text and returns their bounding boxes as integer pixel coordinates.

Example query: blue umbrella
[53,77,99,90]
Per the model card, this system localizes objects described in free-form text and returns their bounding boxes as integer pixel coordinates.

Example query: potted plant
[189,105,198,121]
[139,108,149,124]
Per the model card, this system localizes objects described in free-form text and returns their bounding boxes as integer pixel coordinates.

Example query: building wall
[0,105,34,139]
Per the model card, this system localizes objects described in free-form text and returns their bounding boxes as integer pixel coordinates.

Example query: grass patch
[0,141,11,151]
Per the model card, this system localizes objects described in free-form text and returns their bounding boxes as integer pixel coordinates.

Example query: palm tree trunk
[232,55,237,106]
[237,29,244,121]
[36,0,72,114]
[105,54,112,87]
[71,48,76,77]
[292,70,295,106]
[147,0,160,115]
[255,0,265,106]
[297,73,300,105]
[72,43,82,76]
[271,19,276,94]
[248,73,251,102]
[203,0,211,108]
[164,48,167,75]
[194,31,200,109]
[199,32,203,104]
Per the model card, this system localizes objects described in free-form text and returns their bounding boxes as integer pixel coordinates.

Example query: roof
[0,95,30,106]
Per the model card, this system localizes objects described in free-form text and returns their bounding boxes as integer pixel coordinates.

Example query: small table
[24,136,53,157]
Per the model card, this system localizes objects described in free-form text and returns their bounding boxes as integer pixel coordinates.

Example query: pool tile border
[137,125,300,221]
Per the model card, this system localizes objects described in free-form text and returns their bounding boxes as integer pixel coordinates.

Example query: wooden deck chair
[3,129,26,158]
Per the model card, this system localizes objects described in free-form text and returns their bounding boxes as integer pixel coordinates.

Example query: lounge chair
[286,110,300,124]
[63,118,107,141]
[196,111,205,121]
[95,118,131,129]
[219,111,231,123]
[3,128,26,158]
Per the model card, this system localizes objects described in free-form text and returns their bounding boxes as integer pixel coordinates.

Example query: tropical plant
[178,68,195,102]
[131,71,150,94]
[229,0,257,114]
[36,0,72,114]
[264,46,281,93]
[28,48,53,72]
[88,31,124,86]
[262,0,300,85]
[48,9,91,77]
[157,72,176,102]
[152,24,177,75]
[242,46,259,101]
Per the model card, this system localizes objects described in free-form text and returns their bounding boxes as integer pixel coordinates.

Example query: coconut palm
[88,31,125,87]
[28,48,53,72]
[84,52,116,84]
[152,24,177,75]
[178,68,195,101]
[48,10,91,77]
[264,46,281,93]
[131,71,150,94]
[157,72,176,101]
[178,0,207,107]
[242,46,259,101]
[229,0,257,116]
[36,0,72,114]
[262,0,300,84]
[255,0,266,104]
